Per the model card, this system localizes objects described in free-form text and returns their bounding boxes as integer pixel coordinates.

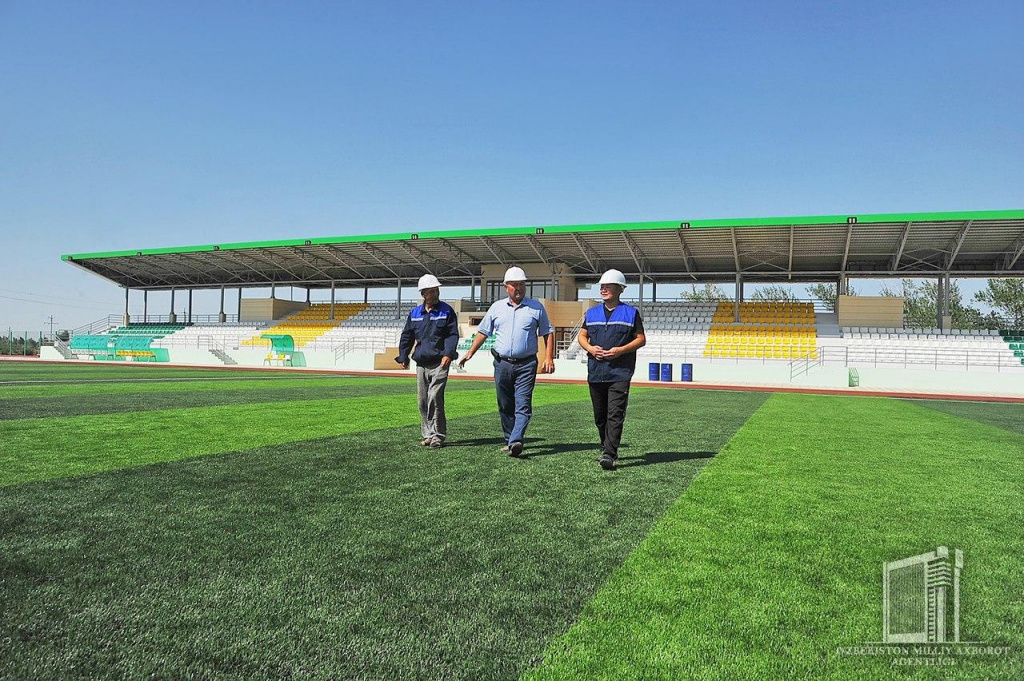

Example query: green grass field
[1,363,1021,679]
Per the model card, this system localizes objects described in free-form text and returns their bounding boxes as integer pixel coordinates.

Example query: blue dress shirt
[478,297,555,359]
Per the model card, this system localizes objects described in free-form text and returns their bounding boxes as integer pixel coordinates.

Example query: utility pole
[46,315,56,341]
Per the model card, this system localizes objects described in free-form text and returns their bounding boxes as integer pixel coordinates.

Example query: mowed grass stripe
[912,398,1024,439]
[0,378,489,422]
[0,375,350,389]
[0,365,299,382]
[0,389,767,679]
[0,376,405,400]
[527,394,1024,680]
[0,384,588,488]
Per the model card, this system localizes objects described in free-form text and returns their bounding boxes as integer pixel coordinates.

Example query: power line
[0,293,114,311]
[0,287,121,307]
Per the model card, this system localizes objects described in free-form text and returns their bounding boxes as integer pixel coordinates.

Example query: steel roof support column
[936,275,945,330]
[271,284,276,300]
[237,288,243,322]
[330,281,336,320]
[123,288,131,326]
[651,279,657,303]
[942,273,952,330]
[143,290,148,324]
[638,272,644,317]
[170,288,177,324]
[306,287,311,305]
[188,290,193,325]
[363,286,368,305]
[734,273,742,323]
[396,278,402,319]
[219,286,226,323]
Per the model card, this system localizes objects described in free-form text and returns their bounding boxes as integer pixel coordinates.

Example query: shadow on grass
[615,450,716,468]
[521,443,630,459]
[443,436,547,448]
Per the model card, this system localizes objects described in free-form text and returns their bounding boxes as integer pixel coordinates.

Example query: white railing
[637,344,1022,372]
[556,314,587,359]
[332,338,392,364]
[72,315,121,336]
[53,338,73,359]
[151,330,402,355]
[789,353,824,381]
[818,346,1022,371]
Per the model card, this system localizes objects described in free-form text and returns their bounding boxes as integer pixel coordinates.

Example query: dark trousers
[494,358,538,444]
[588,380,631,459]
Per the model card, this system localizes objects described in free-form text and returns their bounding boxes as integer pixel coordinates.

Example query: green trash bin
[848,368,860,387]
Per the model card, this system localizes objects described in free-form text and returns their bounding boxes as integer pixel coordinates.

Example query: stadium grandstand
[52,208,1024,394]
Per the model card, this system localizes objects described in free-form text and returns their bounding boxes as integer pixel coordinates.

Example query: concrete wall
[837,295,904,328]
[240,298,308,322]
[40,346,65,360]
[539,299,595,328]
[853,366,1024,396]
[480,263,577,301]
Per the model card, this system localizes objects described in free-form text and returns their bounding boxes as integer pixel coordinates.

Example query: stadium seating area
[241,303,368,348]
[69,332,170,362]
[151,323,268,350]
[842,326,1001,338]
[631,303,715,360]
[314,302,415,353]
[704,302,817,359]
[838,325,1024,366]
[65,301,1024,371]
[106,323,187,336]
[1004,330,1024,363]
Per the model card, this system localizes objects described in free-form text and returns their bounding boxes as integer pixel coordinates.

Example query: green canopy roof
[62,209,1024,290]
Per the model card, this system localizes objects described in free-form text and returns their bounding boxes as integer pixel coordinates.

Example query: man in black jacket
[576,269,646,470]
[396,274,460,448]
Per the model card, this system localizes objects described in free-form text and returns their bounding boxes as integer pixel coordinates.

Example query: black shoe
[599,454,616,470]
[509,441,524,458]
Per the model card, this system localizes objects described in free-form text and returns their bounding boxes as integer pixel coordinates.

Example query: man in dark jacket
[576,269,646,470]
[396,274,460,448]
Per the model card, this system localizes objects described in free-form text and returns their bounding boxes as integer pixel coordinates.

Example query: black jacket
[396,301,459,367]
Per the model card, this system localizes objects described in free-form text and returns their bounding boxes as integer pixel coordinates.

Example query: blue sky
[1,1,1022,334]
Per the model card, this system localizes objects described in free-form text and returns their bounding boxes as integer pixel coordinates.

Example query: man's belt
[491,350,535,364]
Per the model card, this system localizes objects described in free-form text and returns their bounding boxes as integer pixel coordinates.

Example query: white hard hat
[503,266,528,283]
[417,274,441,291]
[598,269,627,288]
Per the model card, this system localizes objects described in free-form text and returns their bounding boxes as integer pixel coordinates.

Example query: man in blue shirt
[396,274,460,448]
[576,269,646,470]
[458,266,555,458]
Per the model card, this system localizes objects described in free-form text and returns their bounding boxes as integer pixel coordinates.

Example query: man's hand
[589,344,605,360]
[541,358,555,374]
[399,361,409,370]
[603,346,623,360]
[457,352,472,370]
[440,356,451,369]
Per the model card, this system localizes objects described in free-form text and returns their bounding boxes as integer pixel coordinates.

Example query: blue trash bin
[681,363,693,382]
[660,363,673,382]
[648,362,660,381]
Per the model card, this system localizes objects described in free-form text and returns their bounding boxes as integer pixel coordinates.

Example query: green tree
[805,283,858,312]
[880,279,984,329]
[680,283,728,302]
[973,279,1024,329]
[748,284,800,302]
